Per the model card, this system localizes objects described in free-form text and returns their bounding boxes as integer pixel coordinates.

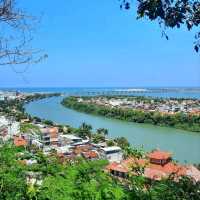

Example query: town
[0,92,200,188]
[1,114,200,184]
[77,96,200,115]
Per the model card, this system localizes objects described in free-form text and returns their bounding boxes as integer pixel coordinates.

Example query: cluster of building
[0,116,20,142]
[0,91,26,101]
[0,116,123,165]
[79,97,200,115]
[1,114,200,184]
[106,150,200,182]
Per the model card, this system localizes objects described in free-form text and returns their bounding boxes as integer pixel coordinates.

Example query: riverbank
[0,92,61,122]
[61,96,200,132]
[25,96,200,164]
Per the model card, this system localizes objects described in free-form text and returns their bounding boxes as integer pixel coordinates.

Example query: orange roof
[107,157,148,173]
[144,168,167,180]
[82,151,98,159]
[148,150,171,160]
[148,162,186,175]
[143,161,187,181]
[14,136,27,147]
[106,155,188,181]
[106,162,129,173]
[74,145,91,154]
[49,127,58,133]
[122,157,148,168]
[186,165,200,182]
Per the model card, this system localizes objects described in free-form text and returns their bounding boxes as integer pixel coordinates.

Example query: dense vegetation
[0,143,200,200]
[20,123,41,135]
[61,97,200,132]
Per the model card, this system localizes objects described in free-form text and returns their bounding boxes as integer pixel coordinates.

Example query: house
[0,116,20,136]
[106,161,129,178]
[106,157,147,179]
[41,127,59,146]
[185,165,200,182]
[54,145,73,155]
[73,144,92,155]
[0,96,5,101]
[82,150,99,160]
[59,134,82,145]
[101,146,123,163]
[106,150,200,182]
[144,150,186,181]
[14,136,27,147]
[20,119,30,123]
[0,125,8,141]
[148,150,171,165]
[31,139,43,149]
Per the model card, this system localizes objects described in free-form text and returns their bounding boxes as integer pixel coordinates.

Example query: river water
[25,96,200,164]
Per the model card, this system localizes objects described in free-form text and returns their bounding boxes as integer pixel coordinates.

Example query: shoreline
[24,96,200,164]
[61,96,200,133]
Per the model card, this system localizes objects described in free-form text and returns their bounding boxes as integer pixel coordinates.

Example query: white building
[40,127,59,146]
[101,146,123,163]
[109,100,123,107]
[54,145,72,154]
[0,96,5,101]
[0,116,20,139]
[0,125,8,141]
[31,139,43,149]
[59,134,82,145]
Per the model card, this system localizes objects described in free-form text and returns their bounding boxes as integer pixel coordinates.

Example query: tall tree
[77,122,93,138]
[97,128,108,136]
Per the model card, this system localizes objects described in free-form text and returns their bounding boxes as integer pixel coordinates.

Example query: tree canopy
[120,0,200,52]
[0,143,200,200]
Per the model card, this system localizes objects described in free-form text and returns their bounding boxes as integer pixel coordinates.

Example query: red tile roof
[122,157,148,168]
[186,165,200,182]
[106,151,200,182]
[74,145,92,154]
[106,162,129,173]
[143,162,187,180]
[14,136,27,147]
[82,151,98,159]
[148,150,171,160]
[49,127,58,133]
[144,168,167,180]
[106,155,188,181]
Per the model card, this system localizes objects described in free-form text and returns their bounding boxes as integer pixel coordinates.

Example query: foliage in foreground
[0,144,200,200]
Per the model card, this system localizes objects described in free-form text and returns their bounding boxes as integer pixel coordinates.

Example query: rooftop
[61,134,81,140]
[106,162,129,173]
[14,136,27,147]
[102,146,121,152]
[148,150,172,160]
[82,151,98,159]
[41,127,58,134]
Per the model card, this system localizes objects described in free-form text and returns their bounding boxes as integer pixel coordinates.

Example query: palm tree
[96,128,108,136]
[80,122,92,131]
[77,122,92,138]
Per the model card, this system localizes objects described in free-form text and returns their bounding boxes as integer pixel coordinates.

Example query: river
[25,96,200,164]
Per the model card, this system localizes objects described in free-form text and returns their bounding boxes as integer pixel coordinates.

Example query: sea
[1,87,200,99]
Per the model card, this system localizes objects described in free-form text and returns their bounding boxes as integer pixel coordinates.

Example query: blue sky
[0,0,199,87]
